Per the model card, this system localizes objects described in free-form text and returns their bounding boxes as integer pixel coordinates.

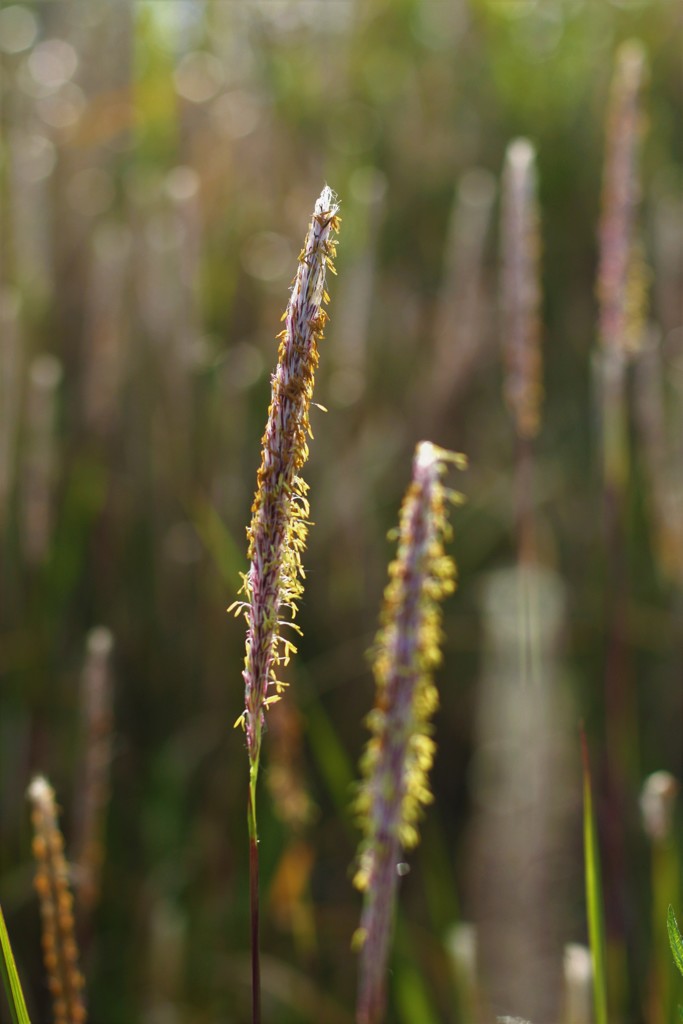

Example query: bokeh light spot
[174,51,224,104]
[28,38,78,90]
[211,90,263,139]
[241,232,293,283]
[0,4,38,54]
[11,133,56,183]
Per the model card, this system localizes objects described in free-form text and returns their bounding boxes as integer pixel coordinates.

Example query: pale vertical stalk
[8,125,54,301]
[596,44,647,1001]
[161,165,202,426]
[74,627,115,924]
[445,922,480,1023]
[145,896,186,1021]
[329,168,386,409]
[470,566,571,1023]
[500,138,542,566]
[27,776,87,1024]
[21,354,62,566]
[652,188,683,338]
[421,168,496,426]
[232,186,340,1024]
[82,224,130,440]
[134,166,202,458]
[353,442,465,1024]
[165,166,202,374]
[0,287,24,531]
[562,944,593,1024]
[640,771,679,1024]
[634,332,683,586]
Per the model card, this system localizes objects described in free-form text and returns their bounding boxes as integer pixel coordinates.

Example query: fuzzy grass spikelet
[232,186,340,766]
[353,441,465,1024]
[28,776,87,1024]
[598,41,647,364]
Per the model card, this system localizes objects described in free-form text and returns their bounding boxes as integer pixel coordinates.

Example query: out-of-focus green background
[0,1,681,1022]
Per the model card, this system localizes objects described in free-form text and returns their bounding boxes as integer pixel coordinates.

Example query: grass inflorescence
[353,441,466,1024]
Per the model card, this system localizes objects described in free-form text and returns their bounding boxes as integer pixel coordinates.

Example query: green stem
[580,727,608,1024]
[248,755,261,1024]
[652,840,679,1024]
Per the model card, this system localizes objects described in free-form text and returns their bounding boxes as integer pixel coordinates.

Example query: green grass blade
[191,495,244,588]
[667,905,683,979]
[0,904,31,1024]
[580,727,608,1024]
[394,917,440,1024]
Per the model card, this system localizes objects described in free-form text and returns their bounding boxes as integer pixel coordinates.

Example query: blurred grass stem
[596,44,647,1005]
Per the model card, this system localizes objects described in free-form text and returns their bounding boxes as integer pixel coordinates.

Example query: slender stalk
[514,434,536,566]
[248,780,261,1024]
[231,186,340,1022]
[74,626,115,933]
[500,139,542,567]
[580,728,608,1024]
[640,771,679,1024]
[595,43,647,1008]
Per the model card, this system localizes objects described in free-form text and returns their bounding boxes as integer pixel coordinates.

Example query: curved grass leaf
[668,905,683,979]
[0,904,31,1024]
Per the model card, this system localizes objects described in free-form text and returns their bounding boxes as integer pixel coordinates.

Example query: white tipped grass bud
[446,921,477,981]
[562,943,593,1024]
[501,138,542,439]
[445,922,478,1019]
[0,287,23,527]
[83,222,130,438]
[640,770,678,843]
[75,626,115,913]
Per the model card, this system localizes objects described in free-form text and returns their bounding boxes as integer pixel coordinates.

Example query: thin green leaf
[667,905,683,979]
[580,727,608,1024]
[394,918,440,1024]
[191,495,244,588]
[0,904,31,1024]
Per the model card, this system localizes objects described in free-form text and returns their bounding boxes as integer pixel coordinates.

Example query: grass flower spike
[354,441,465,1024]
[232,185,340,1023]
[234,185,340,764]
[598,41,647,364]
[597,41,647,490]
[28,776,86,1024]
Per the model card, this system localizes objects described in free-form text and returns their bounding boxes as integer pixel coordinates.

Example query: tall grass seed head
[231,187,340,760]
[597,41,648,360]
[27,776,87,1024]
[354,442,465,891]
